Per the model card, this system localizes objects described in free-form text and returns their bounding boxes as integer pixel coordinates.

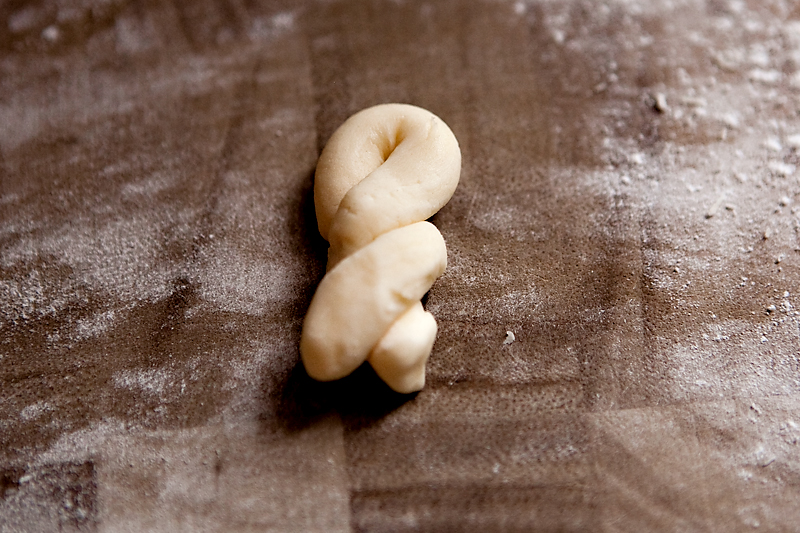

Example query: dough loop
[300,104,461,393]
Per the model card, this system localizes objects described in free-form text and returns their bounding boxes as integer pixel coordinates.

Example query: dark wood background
[2,0,800,530]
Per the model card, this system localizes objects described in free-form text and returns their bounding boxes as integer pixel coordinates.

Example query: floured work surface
[1,1,799,531]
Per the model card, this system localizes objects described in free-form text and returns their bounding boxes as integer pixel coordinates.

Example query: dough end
[368,304,437,394]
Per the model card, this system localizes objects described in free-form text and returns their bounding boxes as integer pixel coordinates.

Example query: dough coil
[300,103,461,393]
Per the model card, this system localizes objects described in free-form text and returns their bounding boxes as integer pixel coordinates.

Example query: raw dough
[300,103,461,393]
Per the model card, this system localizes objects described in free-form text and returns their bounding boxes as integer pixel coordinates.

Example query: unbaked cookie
[300,103,461,393]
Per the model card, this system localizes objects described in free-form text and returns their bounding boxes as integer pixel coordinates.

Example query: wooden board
[2,0,800,530]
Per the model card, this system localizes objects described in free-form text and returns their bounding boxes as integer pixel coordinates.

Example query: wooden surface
[2,0,800,531]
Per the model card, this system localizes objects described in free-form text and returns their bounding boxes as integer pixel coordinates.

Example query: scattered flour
[113,368,174,398]
[248,11,297,41]
[768,161,795,177]
[193,242,304,316]
[785,134,800,149]
[74,309,118,340]
[2,212,188,304]
[20,402,54,421]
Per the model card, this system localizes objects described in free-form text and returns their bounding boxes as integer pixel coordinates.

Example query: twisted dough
[300,103,461,393]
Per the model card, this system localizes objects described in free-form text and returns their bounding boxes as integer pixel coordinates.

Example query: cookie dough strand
[301,103,461,393]
[300,222,447,383]
[314,105,461,269]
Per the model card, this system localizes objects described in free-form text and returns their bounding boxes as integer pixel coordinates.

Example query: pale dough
[300,103,461,393]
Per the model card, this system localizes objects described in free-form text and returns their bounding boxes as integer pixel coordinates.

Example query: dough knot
[300,103,461,393]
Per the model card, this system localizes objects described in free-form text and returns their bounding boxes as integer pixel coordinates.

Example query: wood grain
[2,0,800,531]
